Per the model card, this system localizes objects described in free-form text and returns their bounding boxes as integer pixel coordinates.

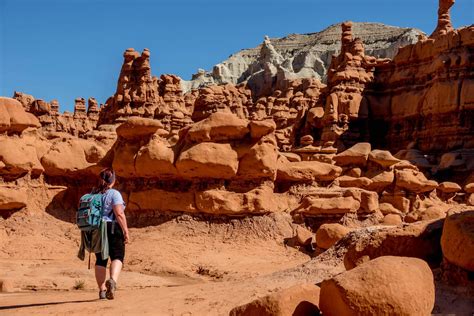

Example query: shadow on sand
[0,298,99,311]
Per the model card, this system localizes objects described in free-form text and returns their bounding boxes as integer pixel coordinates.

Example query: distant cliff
[182,22,423,93]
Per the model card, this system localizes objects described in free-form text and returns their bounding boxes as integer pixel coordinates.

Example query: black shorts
[95,221,125,267]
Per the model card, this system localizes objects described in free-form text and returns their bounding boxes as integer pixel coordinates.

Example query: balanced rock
[437,181,461,193]
[320,256,435,316]
[368,149,400,168]
[176,142,239,179]
[441,210,474,271]
[316,223,352,249]
[333,143,371,167]
[230,283,320,316]
[186,112,249,142]
[116,117,164,140]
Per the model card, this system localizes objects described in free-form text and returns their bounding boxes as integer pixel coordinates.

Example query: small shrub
[73,279,85,290]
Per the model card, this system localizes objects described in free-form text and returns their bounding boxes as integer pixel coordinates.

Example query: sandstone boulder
[382,214,403,225]
[295,226,314,246]
[368,149,400,168]
[280,152,301,162]
[277,161,342,182]
[343,220,444,270]
[336,176,372,189]
[186,112,249,142]
[315,223,352,249]
[116,117,163,140]
[467,193,474,206]
[333,143,371,166]
[41,139,96,177]
[380,192,410,214]
[342,188,379,214]
[395,169,438,193]
[464,183,474,193]
[195,185,278,215]
[437,181,461,193]
[0,186,27,212]
[249,119,276,139]
[229,283,320,316]
[320,256,435,316]
[379,202,402,215]
[344,167,361,178]
[0,97,41,133]
[0,137,44,178]
[298,196,360,215]
[441,210,474,271]
[392,160,419,171]
[237,138,278,180]
[176,143,239,179]
[135,137,177,177]
[368,170,394,191]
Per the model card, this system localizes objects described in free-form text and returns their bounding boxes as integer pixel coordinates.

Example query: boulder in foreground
[229,283,320,316]
[315,223,352,249]
[320,256,435,316]
[441,210,474,272]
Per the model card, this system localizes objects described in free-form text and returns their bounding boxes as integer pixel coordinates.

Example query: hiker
[92,168,130,300]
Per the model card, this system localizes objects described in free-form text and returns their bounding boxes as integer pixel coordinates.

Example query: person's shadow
[0,298,99,311]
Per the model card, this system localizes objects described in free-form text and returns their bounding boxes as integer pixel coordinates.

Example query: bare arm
[113,204,130,244]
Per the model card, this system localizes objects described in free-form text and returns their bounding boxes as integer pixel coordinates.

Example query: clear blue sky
[0,0,472,112]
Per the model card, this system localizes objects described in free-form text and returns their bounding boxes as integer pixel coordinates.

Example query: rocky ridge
[182,22,423,93]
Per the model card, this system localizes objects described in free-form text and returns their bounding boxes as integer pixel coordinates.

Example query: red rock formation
[431,0,456,38]
[319,21,389,149]
[369,2,473,153]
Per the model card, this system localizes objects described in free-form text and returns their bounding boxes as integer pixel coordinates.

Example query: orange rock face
[370,24,474,153]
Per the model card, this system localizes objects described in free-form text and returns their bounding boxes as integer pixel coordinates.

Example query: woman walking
[94,168,130,300]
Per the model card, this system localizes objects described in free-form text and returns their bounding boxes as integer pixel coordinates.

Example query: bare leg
[110,260,123,282]
[95,265,107,291]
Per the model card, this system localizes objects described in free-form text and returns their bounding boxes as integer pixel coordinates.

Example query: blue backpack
[77,193,103,231]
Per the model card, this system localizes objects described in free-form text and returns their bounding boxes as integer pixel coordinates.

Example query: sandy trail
[1,212,335,315]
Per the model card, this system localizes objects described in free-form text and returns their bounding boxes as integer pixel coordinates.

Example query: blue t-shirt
[102,189,125,222]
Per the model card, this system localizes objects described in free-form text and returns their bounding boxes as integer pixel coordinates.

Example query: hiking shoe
[105,279,116,300]
[99,290,107,300]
